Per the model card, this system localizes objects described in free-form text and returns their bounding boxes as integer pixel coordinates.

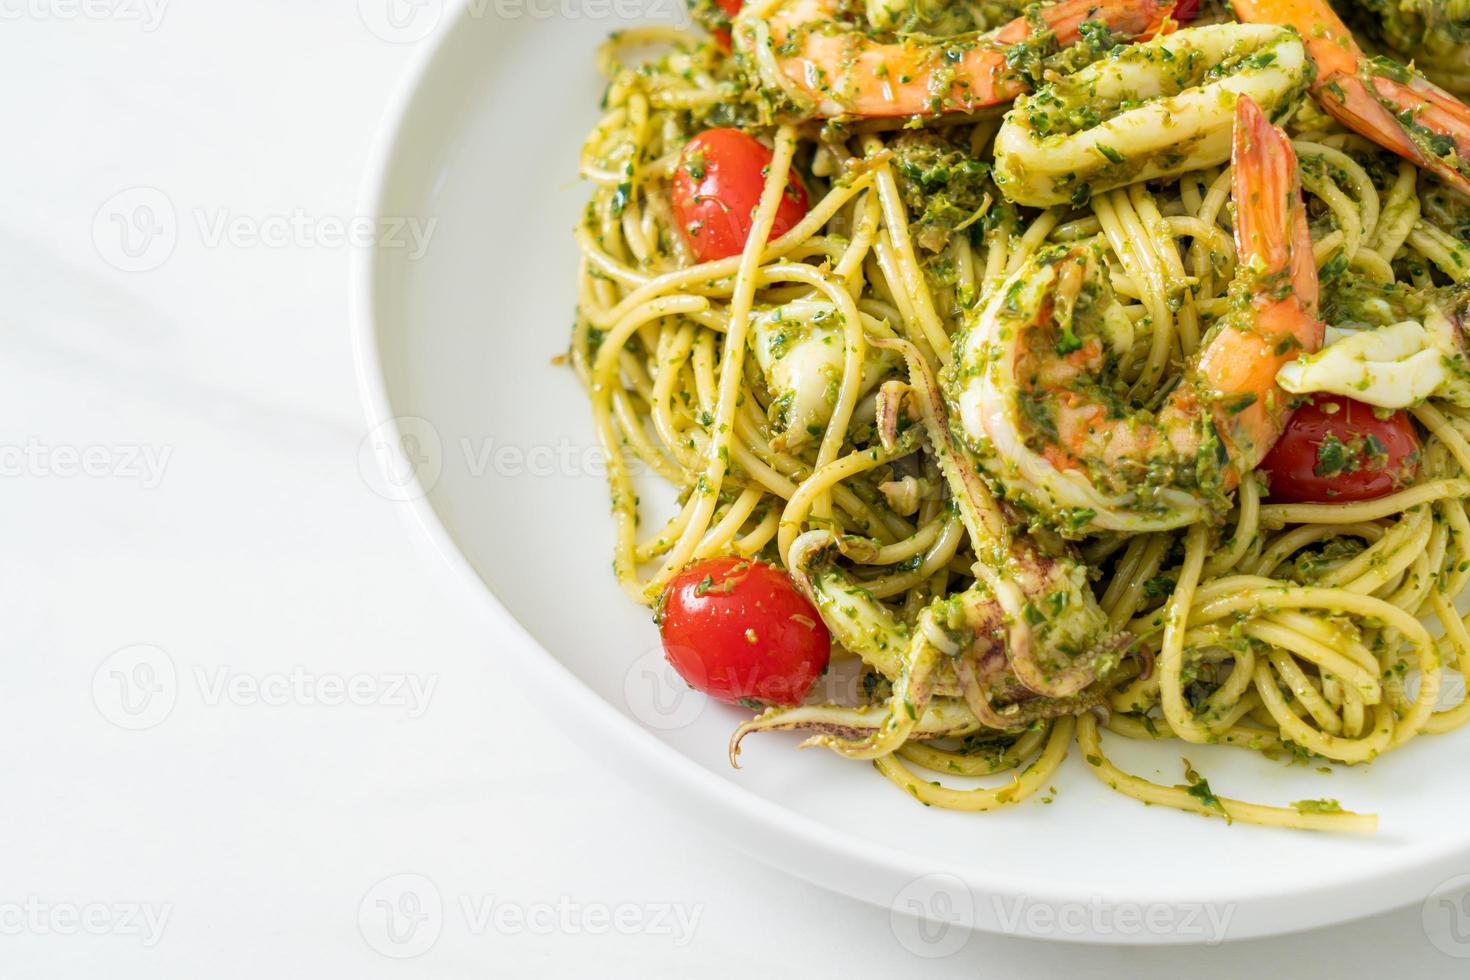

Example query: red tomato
[1172,0,1201,23]
[1259,395,1421,503]
[672,128,809,263]
[710,0,742,49]
[658,557,831,707]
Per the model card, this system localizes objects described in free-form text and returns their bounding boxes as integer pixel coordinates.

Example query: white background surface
[4,1,1469,975]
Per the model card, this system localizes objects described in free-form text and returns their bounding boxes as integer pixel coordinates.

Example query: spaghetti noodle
[570,1,1470,831]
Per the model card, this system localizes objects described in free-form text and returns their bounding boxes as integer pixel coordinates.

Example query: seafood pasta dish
[569,0,1470,830]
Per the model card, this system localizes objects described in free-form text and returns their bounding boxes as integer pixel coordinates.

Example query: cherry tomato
[710,0,742,49]
[1172,0,1201,23]
[1259,394,1421,503]
[672,128,809,263]
[658,557,831,707]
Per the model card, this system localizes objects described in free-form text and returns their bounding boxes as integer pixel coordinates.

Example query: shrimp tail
[1231,94,1318,321]
[1196,96,1323,476]
[1320,69,1470,199]
[1232,0,1470,198]
[1141,0,1182,39]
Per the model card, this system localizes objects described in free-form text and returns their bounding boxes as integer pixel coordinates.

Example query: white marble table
[2,2,1467,975]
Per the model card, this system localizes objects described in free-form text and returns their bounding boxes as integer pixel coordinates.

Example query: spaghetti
[570,1,1470,831]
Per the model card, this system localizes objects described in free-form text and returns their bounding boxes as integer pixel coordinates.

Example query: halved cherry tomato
[1259,394,1421,502]
[710,0,742,49]
[658,557,830,707]
[672,128,809,263]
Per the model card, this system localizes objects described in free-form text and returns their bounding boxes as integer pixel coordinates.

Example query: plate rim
[347,0,1470,944]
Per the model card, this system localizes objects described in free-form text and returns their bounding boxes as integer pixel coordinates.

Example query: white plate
[352,0,1470,943]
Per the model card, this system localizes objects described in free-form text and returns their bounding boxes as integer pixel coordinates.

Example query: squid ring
[993,23,1309,207]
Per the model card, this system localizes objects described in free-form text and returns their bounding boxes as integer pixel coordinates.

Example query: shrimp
[731,334,1134,762]
[1232,0,1470,198]
[1338,0,1470,96]
[732,0,1179,119]
[949,97,1324,534]
[992,24,1310,207]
